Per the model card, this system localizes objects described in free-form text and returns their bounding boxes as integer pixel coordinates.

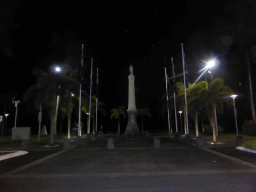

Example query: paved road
[0,135,256,191]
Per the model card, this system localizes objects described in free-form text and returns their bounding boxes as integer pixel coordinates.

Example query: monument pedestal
[125,110,140,135]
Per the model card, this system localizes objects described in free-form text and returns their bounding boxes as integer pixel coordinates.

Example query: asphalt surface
[0,150,59,174]
[0,135,256,192]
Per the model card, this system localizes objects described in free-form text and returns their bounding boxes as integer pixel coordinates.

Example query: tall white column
[125,65,140,135]
[128,73,136,110]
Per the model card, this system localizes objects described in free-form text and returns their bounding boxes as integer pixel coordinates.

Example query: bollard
[107,138,114,149]
[236,136,242,146]
[41,125,48,135]
[154,137,160,148]
[20,140,29,151]
[196,137,204,147]
[63,138,70,150]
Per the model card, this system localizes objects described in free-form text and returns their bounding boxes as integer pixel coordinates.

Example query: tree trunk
[214,104,218,137]
[50,96,56,145]
[60,113,63,135]
[210,116,217,143]
[117,117,120,135]
[246,49,256,121]
[195,111,199,137]
[184,112,187,135]
[93,118,95,134]
[87,115,90,134]
[54,95,60,135]
[67,96,71,139]
[141,117,144,134]
[202,120,204,133]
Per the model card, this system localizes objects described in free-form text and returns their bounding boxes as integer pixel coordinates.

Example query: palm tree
[203,78,232,143]
[57,69,82,137]
[187,81,208,137]
[110,106,126,135]
[59,91,76,137]
[23,69,80,143]
[137,108,151,134]
[176,79,232,142]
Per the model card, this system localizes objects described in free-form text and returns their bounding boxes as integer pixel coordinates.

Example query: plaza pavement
[0,134,256,191]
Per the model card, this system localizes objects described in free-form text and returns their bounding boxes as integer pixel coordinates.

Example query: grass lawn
[218,134,256,149]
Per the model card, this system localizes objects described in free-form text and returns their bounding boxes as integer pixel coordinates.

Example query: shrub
[242,120,256,135]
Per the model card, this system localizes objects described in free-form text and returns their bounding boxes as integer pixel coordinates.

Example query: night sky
[1,0,255,132]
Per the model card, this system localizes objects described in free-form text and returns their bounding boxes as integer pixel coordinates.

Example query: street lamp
[55,67,61,72]
[206,59,216,69]
[231,94,242,146]
[12,99,20,128]
[208,70,212,81]
[231,95,239,136]
[206,59,219,138]
[67,92,75,139]
[194,59,216,85]
[50,65,62,145]
[178,111,183,134]
[206,59,216,82]
[206,59,215,81]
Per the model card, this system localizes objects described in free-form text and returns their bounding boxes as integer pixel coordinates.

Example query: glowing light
[206,60,215,69]
[55,67,61,72]
[231,95,237,99]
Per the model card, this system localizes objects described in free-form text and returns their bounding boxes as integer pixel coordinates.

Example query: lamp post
[208,70,212,82]
[231,94,242,146]
[67,92,74,139]
[50,66,61,145]
[12,99,20,128]
[178,111,183,134]
[231,95,239,136]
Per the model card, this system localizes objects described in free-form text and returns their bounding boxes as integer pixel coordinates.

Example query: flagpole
[78,44,84,137]
[88,58,93,134]
[171,57,178,133]
[165,67,171,134]
[95,68,99,134]
[181,43,189,135]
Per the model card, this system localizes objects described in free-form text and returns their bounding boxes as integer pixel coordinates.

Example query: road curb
[236,146,256,154]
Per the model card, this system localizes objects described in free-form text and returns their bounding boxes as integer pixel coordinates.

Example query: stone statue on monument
[129,65,133,75]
